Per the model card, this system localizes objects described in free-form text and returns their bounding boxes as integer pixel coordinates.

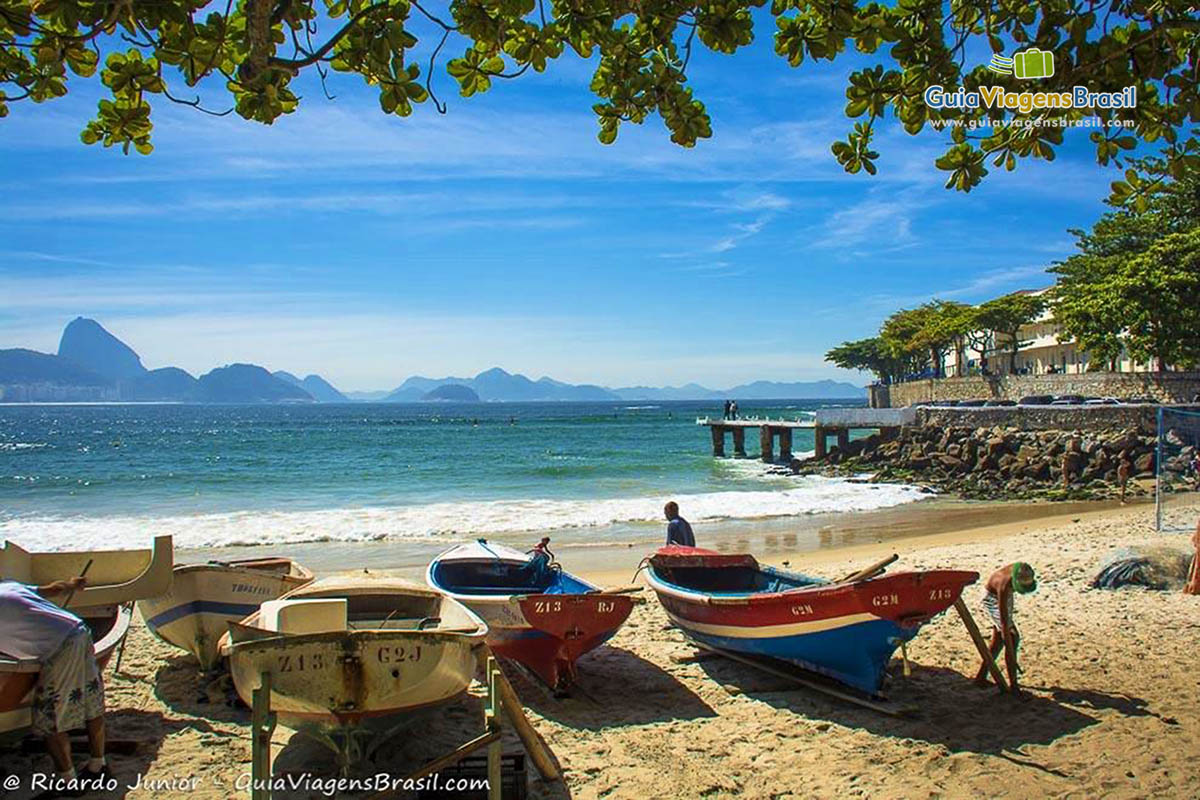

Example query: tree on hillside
[880,302,962,379]
[974,293,1047,374]
[825,337,908,385]
[1055,227,1200,372]
[928,301,983,378]
[1053,165,1200,371]
[2,0,1198,199]
[1119,229,1200,371]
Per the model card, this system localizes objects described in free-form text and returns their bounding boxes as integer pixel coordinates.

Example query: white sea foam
[0,474,928,552]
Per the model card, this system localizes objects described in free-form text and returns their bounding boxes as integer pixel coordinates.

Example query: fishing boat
[0,535,173,738]
[645,545,978,695]
[1,534,174,609]
[220,577,486,735]
[137,557,314,670]
[426,540,634,691]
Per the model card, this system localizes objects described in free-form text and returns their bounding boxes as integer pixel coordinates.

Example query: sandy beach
[5,500,1198,799]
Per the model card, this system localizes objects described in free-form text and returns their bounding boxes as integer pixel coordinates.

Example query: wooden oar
[838,554,898,584]
[598,585,643,595]
[61,559,93,609]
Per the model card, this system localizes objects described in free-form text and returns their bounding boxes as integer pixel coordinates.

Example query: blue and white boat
[137,557,314,670]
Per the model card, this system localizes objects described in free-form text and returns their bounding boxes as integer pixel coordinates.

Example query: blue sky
[0,20,1119,391]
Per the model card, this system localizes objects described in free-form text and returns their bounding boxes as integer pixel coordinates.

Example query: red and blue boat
[645,545,978,695]
[427,540,634,691]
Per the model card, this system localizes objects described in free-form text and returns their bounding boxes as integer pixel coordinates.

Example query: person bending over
[663,501,695,547]
[0,576,108,796]
[974,562,1037,694]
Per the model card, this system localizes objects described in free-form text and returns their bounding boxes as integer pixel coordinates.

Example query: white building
[940,287,1149,377]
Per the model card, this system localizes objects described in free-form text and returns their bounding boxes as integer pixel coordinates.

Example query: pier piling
[710,426,726,457]
[699,410,912,464]
[779,428,793,461]
[759,427,774,463]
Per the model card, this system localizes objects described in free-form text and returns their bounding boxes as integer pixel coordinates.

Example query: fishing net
[1091,545,1194,591]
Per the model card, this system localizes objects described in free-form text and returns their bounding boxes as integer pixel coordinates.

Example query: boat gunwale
[645,565,980,608]
[166,560,315,581]
[226,625,487,653]
[425,545,600,604]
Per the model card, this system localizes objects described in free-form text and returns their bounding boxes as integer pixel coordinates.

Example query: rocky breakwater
[791,426,1162,501]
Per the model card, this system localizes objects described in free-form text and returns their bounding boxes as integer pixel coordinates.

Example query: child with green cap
[974,562,1037,693]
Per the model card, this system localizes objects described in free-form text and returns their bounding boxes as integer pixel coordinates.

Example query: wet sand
[181,496,1139,581]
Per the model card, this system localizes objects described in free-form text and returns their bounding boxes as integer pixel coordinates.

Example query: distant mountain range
[0,318,318,403]
[0,317,865,404]
[382,369,864,402]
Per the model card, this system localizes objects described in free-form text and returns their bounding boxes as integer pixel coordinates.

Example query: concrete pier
[699,408,916,463]
[700,419,812,463]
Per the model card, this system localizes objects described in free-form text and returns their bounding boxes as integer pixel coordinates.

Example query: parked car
[956,399,989,407]
[1050,395,1086,405]
[1121,396,1158,404]
[1084,397,1121,405]
[984,399,1017,406]
[1018,395,1055,406]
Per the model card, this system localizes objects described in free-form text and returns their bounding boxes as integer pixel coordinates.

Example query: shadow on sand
[268,692,573,800]
[505,645,717,731]
[2,707,228,800]
[697,656,1159,758]
[148,655,248,724]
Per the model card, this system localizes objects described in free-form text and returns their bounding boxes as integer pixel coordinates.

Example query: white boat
[1,535,173,608]
[220,577,487,734]
[137,557,314,670]
[0,535,173,738]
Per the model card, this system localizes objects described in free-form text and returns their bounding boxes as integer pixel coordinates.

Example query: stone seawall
[884,372,1200,407]
[796,424,1160,501]
[912,404,1191,434]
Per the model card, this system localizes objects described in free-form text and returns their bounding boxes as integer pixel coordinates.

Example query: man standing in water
[664,501,696,547]
[974,562,1037,694]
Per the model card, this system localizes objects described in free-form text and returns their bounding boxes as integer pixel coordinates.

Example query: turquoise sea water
[0,400,925,553]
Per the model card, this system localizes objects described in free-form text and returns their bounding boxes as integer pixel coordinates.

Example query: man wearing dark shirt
[663,501,695,547]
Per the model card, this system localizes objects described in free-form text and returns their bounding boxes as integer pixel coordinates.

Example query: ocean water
[0,400,926,553]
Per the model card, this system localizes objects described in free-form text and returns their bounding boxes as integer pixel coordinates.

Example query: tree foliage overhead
[2,0,1198,195]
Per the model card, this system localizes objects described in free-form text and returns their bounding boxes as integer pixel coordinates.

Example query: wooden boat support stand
[248,656,562,800]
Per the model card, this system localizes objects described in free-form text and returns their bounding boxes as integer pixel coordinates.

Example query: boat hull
[648,548,978,695]
[426,542,633,689]
[478,594,632,688]
[0,536,173,609]
[662,608,921,694]
[222,577,486,733]
[0,604,133,738]
[138,559,313,670]
[227,629,480,729]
